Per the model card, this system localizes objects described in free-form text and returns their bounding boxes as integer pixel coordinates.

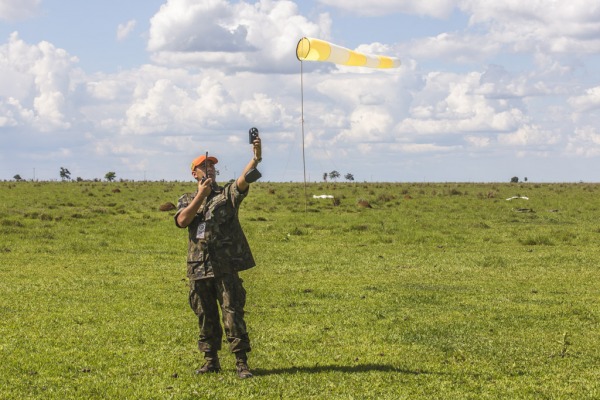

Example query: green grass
[1,181,599,399]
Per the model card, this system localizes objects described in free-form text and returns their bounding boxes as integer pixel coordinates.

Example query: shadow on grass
[253,363,432,377]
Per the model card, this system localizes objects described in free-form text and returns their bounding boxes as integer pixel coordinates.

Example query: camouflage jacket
[175,182,255,280]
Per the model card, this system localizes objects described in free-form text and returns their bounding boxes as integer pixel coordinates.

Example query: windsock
[296,37,400,69]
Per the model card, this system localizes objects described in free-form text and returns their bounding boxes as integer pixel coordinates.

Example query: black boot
[195,352,221,374]
[235,351,253,379]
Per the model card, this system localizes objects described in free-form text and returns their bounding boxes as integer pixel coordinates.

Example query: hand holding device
[246,127,262,183]
[249,127,259,144]
[200,151,209,183]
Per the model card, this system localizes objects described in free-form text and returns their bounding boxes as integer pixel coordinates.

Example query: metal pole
[301,60,307,212]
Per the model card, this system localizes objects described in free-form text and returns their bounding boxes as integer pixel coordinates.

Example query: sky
[1,0,600,183]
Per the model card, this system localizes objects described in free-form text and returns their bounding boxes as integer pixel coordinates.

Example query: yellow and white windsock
[296,37,400,69]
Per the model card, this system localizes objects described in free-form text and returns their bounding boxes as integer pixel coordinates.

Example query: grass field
[1,180,599,399]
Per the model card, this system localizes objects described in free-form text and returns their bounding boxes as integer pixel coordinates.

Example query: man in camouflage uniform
[175,136,262,379]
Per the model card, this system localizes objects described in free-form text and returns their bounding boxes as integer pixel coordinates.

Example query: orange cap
[190,154,218,171]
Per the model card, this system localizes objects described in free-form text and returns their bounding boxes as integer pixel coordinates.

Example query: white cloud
[148,0,244,53]
[465,135,490,148]
[406,32,500,64]
[397,71,528,137]
[0,97,34,127]
[0,0,41,21]
[396,142,460,153]
[0,32,79,131]
[497,124,559,147]
[461,0,600,55]
[119,68,286,136]
[147,0,329,72]
[317,0,456,18]
[335,105,395,143]
[476,64,555,98]
[397,1,600,67]
[239,93,289,126]
[566,125,600,157]
[117,19,137,42]
[568,86,600,113]
[87,79,124,101]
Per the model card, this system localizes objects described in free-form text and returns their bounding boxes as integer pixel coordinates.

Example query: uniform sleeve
[228,181,248,209]
[174,193,192,228]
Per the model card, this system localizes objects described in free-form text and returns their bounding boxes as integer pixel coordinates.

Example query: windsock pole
[300,60,307,212]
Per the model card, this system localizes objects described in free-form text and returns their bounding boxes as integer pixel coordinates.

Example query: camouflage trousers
[188,272,251,354]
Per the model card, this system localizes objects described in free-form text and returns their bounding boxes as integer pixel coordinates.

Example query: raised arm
[176,177,213,228]
[236,136,262,192]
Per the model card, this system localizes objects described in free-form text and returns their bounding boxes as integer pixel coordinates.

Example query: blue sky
[1,0,600,182]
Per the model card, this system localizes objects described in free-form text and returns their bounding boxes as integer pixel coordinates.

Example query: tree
[105,171,117,182]
[323,173,328,182]
[510,176,519,183]
[13,174,22,181]
[344,173,354,182]
[329,170,340,181]
[59,167,71,181]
